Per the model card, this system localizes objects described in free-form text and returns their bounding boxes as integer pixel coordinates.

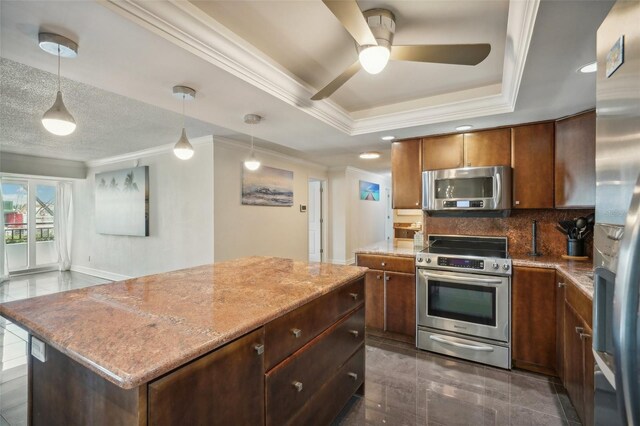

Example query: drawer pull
[580,333,591,340]
[291,328,302,338]
[376,275,381,280]
[575,327,584,335]
[349,292,359,300]
[381,262,386,267]
[385,276,390,281]
[292,381,303,392]
[347,372,358,381]
[254,344,264,355]
[558,282,565,288]
[349,330,359,338]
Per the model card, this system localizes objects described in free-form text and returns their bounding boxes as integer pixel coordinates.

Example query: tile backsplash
[423,209,595,258]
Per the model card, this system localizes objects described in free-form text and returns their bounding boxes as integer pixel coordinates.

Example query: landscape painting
[360,180,380,201]
[95,166,149,236]
[242,165,293,206]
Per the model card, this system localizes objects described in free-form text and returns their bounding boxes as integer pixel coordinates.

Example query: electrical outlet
[31,336,46,362]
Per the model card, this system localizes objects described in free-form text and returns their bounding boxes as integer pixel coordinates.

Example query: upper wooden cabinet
[464,128,511,167]
[511,122,555,209]
[422,129,510,171]
[555,111,596,208]
[391,139,422,208]
[422,134,464,170]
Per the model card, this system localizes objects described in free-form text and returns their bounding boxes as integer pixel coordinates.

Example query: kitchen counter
[0,256,367,390]
[511,255,594,299]
[356,239,424,258]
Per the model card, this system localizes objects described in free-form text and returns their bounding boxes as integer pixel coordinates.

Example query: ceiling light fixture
[578,61,597,73]
[360,152,381,159]
[359,43,391,74]
[39,33,77,136]
[381,135,396,141]
[456,125,473,131]
[243,114,263,171]
[172,86,196,160]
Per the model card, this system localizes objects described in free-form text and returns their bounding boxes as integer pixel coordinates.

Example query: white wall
[213,140,327,262]
[71,142,214,279]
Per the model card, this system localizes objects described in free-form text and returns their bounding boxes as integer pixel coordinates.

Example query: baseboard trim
[70,265,132,282]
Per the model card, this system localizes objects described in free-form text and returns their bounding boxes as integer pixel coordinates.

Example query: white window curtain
[55,182,73,271]
[0,180,9,282]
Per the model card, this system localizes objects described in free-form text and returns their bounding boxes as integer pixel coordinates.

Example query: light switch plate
[31,336,46,362]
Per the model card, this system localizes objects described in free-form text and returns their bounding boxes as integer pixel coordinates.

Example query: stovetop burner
[424,235,509,259]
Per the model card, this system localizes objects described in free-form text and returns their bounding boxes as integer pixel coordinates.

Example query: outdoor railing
[4,222,55,244]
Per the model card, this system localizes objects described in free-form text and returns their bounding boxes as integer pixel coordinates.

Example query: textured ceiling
[0,59,227,161]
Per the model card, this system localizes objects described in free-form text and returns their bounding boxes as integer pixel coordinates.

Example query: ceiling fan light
[359,45,390,74]
[174,128,194,160]
[42,91,76,136]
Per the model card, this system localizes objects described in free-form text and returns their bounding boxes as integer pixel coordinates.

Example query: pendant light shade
[42,91,76,136]
[244,152,261,171]
[38,33,78,136]
[173,128,194,160]
[243,114,262,171]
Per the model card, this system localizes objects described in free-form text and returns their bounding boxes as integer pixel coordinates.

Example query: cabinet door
[512,267,557,374]
[582,324,595,426]
[463,128,511,167]
[564,302,585,421]
[384,272,416,337]
[556,274,566,382]
[148,328,265,426]
[365,270,384,330]
[391,139,422,209]
[422,134,464,170]
[511,123,555,209]
[555,111,596,208]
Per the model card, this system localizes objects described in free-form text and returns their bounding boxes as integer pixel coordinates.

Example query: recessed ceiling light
[578,62,597,73]
[456,125,473,131]
[360,152,381,160]
[381,135,395,141]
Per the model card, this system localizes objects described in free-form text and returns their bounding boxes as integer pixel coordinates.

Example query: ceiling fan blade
[322,0,377,46]
[311,61,361,101]
[390,44,491,65]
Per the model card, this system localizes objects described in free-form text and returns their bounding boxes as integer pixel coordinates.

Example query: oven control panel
[437,257,484,269]
[443,200,484,208]
[416,254,512,276]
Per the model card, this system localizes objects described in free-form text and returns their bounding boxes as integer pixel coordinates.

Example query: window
[2,179,59,272]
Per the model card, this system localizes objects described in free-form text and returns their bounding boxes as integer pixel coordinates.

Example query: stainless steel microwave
[422,166,512,216]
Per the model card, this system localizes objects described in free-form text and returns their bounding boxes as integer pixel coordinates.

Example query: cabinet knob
[349,292,359,300]
[291,328,302,338]
[580,333,591,340]
[376,275,381,280]
[575,326,584,335]
[515,201,520,205]
[381,262,386,267]
[558,282,565,288]
[292,381,303,392]
[254,344,264,355]
[349,330,359,338]
[415,202,419,206]
[347,372,358,381]
[385,276,390,281]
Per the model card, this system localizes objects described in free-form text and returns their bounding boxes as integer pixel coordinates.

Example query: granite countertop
[356,240,425,258]
[510,255,594,299]
[0,257,367,390]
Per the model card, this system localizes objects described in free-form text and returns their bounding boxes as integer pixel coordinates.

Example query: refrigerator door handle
[613,174,640,426]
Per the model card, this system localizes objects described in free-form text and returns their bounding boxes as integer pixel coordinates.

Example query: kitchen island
[0,257,367,425]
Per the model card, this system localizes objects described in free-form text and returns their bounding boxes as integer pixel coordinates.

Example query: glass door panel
[2,181,29,271]
[35,184,56,266]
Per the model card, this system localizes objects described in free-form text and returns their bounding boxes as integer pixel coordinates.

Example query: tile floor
[0,271,110,425]
[0,272,581,426]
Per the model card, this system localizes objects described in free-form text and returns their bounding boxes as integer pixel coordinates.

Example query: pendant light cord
[57,45,61,92]
[182,94,186,128]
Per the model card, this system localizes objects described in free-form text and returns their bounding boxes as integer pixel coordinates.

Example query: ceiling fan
[311,0,491,101]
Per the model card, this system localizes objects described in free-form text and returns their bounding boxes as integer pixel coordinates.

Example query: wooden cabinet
[555,110,596,208]
[422,129,510,170]
[356,254,416,341]
[511,122,555,209]
[391,139,422,208]
[464,128,511,167]
[149,328,265,426]
[556,273,566,382]
[512,267,557,374]
[422,134,464,170]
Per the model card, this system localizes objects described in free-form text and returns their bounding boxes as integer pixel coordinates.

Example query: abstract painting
[242,165,293,206]
[360,180,380,201]
[95,166,149,236]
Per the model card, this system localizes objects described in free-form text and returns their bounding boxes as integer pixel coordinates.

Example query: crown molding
[102,0,538,135]
[86,135,213,168]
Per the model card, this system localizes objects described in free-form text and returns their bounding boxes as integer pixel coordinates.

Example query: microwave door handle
[429,335,494,352]
[495,172,502,206]
[421,271,503,287]
[613,174,640,425]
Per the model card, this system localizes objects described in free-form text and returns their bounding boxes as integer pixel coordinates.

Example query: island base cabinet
[148,327,265,426]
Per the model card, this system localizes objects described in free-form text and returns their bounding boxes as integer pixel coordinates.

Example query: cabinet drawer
[264,277,364,370]
[289,346,365,426]
[566,279,592,326]
[266,307,364,426]
[356,254,415,273]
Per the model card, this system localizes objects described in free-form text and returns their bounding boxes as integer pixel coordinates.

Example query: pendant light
[39,33,78,136]
[172,86,196,160]
[243,114,262,171]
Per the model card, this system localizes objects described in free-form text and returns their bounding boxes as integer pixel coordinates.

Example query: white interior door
[308,180,321,262]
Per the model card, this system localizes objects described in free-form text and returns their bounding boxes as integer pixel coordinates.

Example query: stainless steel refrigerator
[593,1,640,425]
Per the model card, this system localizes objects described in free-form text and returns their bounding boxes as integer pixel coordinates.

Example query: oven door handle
[429,335,495,352]
[421,271,503,287]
